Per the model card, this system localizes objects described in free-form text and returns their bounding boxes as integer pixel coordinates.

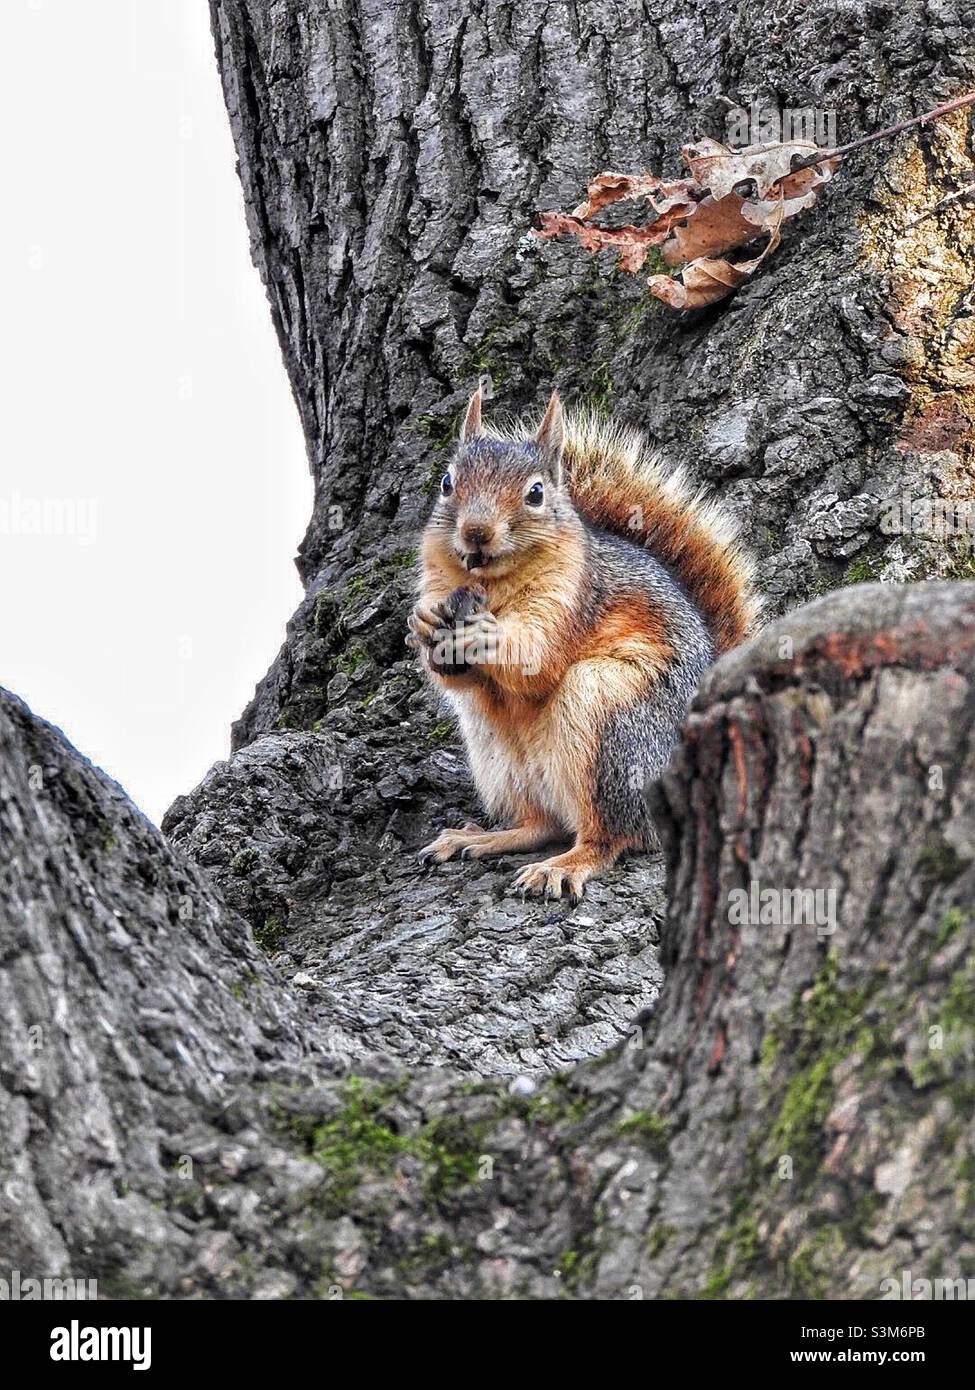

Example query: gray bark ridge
[5,584,975,1297]
[0,689,326,1287]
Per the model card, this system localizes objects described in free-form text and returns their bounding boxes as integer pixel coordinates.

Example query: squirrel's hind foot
[513,840,624,904]
[418,821,483,864]
[418,821,557,865]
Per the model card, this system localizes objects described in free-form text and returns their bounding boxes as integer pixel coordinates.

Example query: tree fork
[4,584,974,1295]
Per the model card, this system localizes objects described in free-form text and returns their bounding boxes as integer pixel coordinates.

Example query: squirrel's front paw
[408,585,487,644]
[514,853,595,905]
[453,609,499,665]
[408,587,496,675]
[407,600,444,652]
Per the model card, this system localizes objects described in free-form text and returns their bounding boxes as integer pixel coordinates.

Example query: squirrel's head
[427,388,574,578]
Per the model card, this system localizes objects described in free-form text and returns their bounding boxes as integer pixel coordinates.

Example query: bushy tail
[562,411,759,653]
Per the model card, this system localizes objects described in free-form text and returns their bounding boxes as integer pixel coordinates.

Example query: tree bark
[4,585,975,1295]
[209,0,975,748]
[163,0,975,1082]
[4,0,975,1301]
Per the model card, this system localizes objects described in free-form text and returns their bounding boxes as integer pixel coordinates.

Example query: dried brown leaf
[537,139,841,308]
[571,171,699,219]
[741,158,842,228]
[648,259,747,310]
[650,201,784,310]
[776,158,842,197]
[535,210,678,272]
[661,193,765,266]
[682,137,840,201]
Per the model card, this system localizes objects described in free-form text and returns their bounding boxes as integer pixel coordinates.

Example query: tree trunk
[3,0,974,1301]
[161,0,975,1078]
[4,585,975,1295]
[210,0,975,750]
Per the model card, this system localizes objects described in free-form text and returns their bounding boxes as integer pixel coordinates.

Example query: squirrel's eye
[525,481,545,507]
[440,473,453,496]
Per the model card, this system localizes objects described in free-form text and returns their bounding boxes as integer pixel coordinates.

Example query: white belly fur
[448,690,579,831]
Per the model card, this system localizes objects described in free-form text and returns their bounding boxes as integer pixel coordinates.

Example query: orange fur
[420,522,587,700]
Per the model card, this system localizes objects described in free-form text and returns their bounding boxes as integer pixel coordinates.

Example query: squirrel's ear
[459,387,484,443]
[536,390,566,482]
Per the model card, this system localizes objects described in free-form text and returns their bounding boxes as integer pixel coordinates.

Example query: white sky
[0,0,311,824]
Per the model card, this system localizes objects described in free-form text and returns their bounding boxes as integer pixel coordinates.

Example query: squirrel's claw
[418,821,501,864]
[418,826,479,864]
[513,856,592,903]
[408,607,440,650]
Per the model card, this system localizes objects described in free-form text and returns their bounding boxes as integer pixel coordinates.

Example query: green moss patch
[275,1078,487,1216]
[254,914,287,953]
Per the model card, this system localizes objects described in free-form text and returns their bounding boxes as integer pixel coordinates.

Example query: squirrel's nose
[460,521,495,550]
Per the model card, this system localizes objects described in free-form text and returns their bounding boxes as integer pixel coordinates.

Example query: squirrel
[408,385,758,902]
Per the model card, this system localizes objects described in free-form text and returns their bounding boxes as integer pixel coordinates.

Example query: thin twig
[904,179,975,229]
[789,90,975,174]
